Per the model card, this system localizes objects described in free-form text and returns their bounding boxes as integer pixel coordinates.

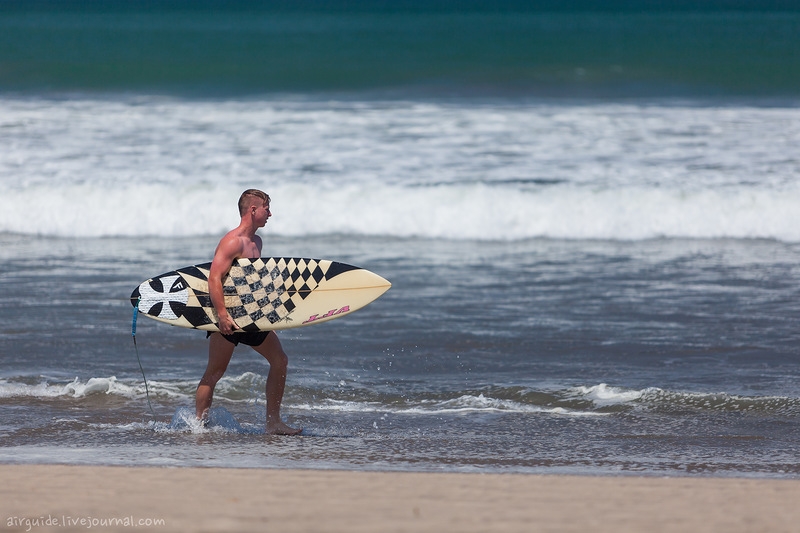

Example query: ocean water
[1,2,800,477]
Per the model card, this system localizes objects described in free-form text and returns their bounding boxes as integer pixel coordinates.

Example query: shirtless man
[195,189,302,436]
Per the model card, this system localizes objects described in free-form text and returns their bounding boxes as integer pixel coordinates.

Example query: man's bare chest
[240,241,261,259]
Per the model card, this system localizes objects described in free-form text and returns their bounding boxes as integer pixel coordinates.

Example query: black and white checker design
[220,257,330,331]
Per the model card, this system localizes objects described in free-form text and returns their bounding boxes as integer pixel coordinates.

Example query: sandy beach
[1,465,798,533]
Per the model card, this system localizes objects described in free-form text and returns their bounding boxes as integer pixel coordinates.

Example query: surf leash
[132,297,156,420]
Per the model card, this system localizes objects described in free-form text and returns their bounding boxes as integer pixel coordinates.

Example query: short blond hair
[238,189,270,216]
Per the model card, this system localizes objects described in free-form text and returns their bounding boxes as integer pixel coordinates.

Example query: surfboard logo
[303,306,350,324]
[137,275,189,321]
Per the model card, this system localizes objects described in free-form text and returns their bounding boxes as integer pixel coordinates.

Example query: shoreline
[2,465,800,532]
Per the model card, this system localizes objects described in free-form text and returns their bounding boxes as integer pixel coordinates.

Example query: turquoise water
[1,2,799,96]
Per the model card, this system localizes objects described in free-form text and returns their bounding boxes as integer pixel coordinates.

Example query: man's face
[253,201,271,227]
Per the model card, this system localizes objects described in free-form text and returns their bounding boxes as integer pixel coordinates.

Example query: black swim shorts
[206,330,271,347]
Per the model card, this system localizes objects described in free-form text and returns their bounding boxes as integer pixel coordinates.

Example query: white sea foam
[0,375,197,400]
[568,384,800,413]
[570,383,648,406]
[164,406,256,433]
[2,180,800,241]
[1,97,799,241]
[296,393,608,417]
[0,376,140,398]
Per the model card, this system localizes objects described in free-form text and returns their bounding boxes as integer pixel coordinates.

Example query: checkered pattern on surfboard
[175,257,334,331]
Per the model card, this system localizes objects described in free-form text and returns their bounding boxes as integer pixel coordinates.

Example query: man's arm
[208,235,244,335]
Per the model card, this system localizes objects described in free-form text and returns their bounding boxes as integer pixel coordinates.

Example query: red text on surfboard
[303,306,351,324]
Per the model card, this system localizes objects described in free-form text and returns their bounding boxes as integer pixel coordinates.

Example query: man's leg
[196,332,235,421]
[252,332,302,435]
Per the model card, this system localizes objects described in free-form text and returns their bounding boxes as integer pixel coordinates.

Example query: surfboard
[130,257,390,331]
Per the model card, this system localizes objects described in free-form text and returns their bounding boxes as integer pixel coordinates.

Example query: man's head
[238,189,270,216]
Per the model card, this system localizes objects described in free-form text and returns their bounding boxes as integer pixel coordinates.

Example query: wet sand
[2,464,799,532]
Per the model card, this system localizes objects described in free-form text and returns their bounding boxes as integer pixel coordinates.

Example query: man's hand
[217,313,239,335]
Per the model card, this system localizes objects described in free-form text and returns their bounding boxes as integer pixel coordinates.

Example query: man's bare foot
[266,421,303,436]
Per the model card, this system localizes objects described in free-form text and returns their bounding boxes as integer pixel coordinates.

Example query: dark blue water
[1,234,799,476]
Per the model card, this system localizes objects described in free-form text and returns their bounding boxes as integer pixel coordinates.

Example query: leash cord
[132,298,156,419]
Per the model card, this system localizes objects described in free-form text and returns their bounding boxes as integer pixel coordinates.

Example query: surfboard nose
[374,273,391,294]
